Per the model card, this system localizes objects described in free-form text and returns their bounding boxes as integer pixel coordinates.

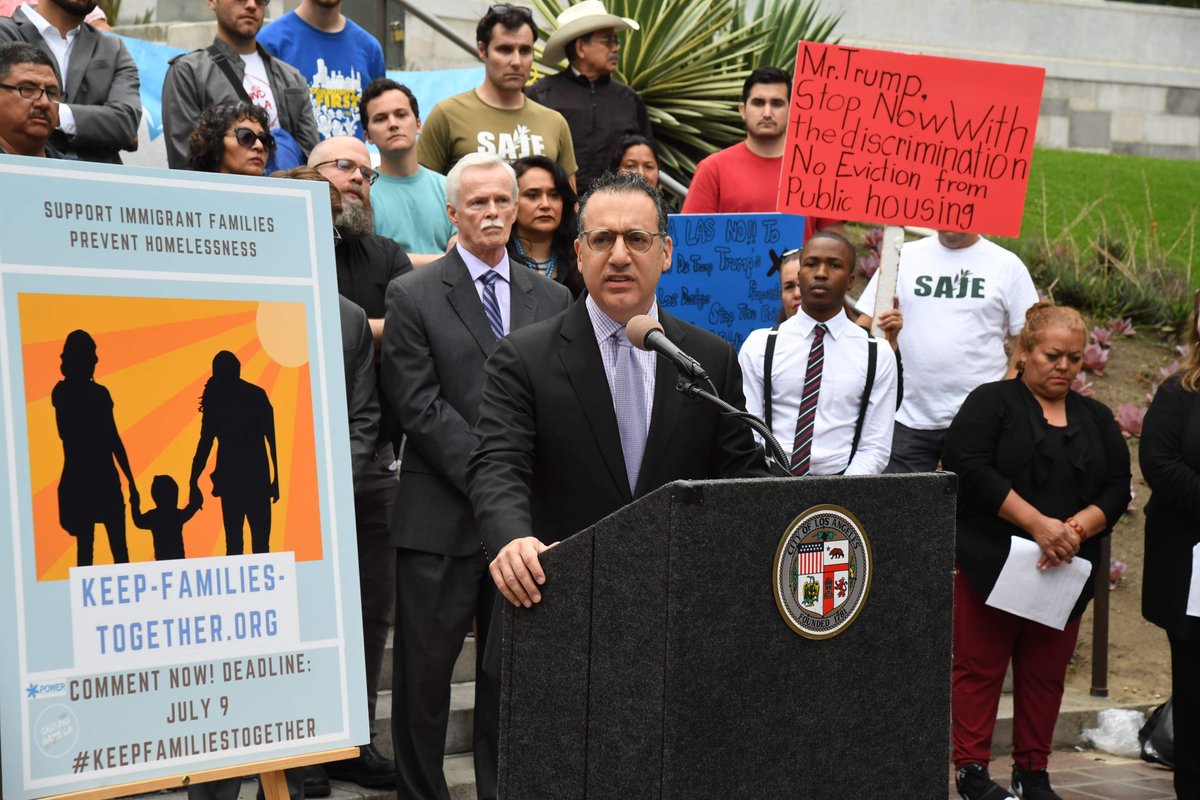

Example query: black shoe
[1011,768,1062,800]
[303,764,331,798]
[325,742,396,789]
[956,763,1016,800]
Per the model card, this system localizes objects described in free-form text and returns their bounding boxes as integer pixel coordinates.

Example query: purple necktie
[613,328,647,494]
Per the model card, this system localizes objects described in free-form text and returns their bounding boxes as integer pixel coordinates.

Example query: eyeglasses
[579,229,664,254]
[231,126,274,150]
[313,158,379,186]
[0,82,63,103]
[488,3,532,18]
[585,33,620,48]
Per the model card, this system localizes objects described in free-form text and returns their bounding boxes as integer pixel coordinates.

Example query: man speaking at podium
[467,171,767,609]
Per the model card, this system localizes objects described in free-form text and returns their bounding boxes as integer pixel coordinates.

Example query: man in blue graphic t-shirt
[259,0,384,141]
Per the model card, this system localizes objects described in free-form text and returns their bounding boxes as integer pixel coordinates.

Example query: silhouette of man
[189,350,279,555]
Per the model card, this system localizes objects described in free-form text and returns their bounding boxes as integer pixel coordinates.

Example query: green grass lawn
[1010,148,1200,274]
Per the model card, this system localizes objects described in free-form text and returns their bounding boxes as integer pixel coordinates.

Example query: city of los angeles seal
[773,504,872,639]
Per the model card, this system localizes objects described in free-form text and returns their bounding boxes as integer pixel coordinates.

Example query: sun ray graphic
[19,293,323,581]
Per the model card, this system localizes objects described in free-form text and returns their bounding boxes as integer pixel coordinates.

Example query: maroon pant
[952,569,1081,771]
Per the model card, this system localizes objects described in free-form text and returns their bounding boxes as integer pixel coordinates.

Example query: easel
[37,747,357,800]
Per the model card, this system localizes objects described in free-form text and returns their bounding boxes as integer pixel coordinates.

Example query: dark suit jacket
[467,301,768,558]
[0,9,140,162]
[382,250,571,556]
[1140,375,1200,641]
[339,296,379,486]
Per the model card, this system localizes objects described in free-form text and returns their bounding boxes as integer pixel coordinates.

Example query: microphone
[626,315,709,381]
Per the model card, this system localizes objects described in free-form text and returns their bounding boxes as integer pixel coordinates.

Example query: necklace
[514,237,555,279]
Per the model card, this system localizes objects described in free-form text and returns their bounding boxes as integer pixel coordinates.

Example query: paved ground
[948,750,1176,799]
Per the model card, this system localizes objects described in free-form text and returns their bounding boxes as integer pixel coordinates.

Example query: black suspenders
[763,325,878,473]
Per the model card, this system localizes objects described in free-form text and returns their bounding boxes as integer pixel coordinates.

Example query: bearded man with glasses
[0,42,62,156]
[284,132,413,797]
[468,170,767,614]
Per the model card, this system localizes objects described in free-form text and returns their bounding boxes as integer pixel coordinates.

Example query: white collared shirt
[18,2,78,135]
[457,243,512,335]
[585,296,657,432]
[739,309,898,475]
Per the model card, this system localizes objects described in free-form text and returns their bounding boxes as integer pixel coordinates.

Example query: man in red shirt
[682,66,841,240]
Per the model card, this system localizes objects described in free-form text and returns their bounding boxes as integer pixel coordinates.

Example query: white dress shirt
[739,308,898,475]
[457,243,511,335]
[19,3,79,135]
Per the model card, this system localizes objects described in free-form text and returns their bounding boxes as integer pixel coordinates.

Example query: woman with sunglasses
[187,102,276,176]
[507,155,585,297]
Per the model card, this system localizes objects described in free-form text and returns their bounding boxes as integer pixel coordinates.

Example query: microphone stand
[674,375,794,478]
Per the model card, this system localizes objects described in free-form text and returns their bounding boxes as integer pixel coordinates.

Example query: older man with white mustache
[379,152,570,800]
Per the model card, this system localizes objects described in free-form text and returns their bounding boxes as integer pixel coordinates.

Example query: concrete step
[372,681,475,760]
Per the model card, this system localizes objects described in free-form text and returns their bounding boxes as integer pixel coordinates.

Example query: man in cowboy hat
[526,0,653,192]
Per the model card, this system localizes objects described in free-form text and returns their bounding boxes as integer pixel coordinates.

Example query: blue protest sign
[658,213,808,350]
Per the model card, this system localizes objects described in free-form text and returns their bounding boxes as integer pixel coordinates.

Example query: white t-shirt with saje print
[855,234,1040,431]
[241,51,280,128]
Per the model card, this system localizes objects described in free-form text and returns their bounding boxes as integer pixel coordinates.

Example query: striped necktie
[479,269,504,339]
[790,323,828,476]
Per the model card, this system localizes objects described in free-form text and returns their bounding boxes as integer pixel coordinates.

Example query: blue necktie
[480,269,504,339]
[613,328,647,494]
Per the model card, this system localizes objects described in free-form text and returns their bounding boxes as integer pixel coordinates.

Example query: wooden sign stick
[870,225,904,338]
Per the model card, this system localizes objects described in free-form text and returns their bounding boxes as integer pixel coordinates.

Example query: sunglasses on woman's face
[232,127,274,150]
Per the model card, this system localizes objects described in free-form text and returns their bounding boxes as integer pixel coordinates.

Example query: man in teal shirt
[360,78,455,267]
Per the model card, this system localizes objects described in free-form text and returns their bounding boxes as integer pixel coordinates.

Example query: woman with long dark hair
[52,330,138,566]
[507,155,584,297]
[189,350,279,555]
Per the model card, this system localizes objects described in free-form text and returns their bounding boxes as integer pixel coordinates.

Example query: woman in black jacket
[943,302,1130,800]
[1140,288,1200,799]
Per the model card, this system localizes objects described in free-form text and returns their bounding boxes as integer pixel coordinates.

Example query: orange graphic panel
[19,294,324,580]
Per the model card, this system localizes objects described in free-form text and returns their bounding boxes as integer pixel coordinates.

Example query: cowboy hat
[541,0,639,65]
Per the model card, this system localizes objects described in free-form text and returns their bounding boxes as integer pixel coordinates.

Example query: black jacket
[1140,375,1200,641]
[525,69,652,192]
[944,379,1131,619]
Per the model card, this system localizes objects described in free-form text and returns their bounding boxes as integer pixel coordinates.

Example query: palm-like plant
[529,0,840,178]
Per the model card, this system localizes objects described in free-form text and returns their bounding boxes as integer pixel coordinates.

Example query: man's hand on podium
[491,537,558,607]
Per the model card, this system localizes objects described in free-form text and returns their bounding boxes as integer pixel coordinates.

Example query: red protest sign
[776,43,1045,237]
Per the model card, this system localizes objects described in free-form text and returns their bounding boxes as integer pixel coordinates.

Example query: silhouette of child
[131,475,201,560]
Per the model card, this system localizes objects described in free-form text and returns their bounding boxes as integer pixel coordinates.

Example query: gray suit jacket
[160,37,319,170]
[339,296,379,486]
[0,9,140,163]
[382,249,571,556]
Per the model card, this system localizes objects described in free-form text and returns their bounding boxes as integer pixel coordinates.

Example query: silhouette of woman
[51,330,138,566]
[189,351,279,554]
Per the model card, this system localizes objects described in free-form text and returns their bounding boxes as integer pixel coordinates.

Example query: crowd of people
[0,0,1195,798]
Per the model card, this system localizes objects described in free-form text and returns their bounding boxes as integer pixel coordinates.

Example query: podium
[498,473,957,799]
